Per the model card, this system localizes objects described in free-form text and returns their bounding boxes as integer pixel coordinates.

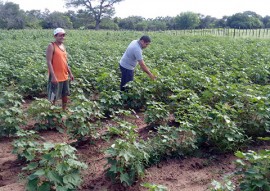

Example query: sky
[5,0,270,19]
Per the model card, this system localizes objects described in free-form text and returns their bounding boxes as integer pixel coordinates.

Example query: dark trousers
[120,65,134,91]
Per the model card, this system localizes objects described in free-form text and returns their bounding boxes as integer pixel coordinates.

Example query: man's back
[120,40,143,70]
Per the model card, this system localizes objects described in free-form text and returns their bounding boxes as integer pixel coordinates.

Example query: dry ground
[0,104,267,191]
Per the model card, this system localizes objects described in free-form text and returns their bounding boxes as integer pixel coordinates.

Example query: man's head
[139,35,151,49]
[54,28,65,36]
[53,28,66,43]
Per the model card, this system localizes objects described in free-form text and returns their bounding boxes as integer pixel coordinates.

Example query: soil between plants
[0,103,269,191]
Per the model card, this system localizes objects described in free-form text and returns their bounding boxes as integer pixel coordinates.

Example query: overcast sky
[6,0,270,19]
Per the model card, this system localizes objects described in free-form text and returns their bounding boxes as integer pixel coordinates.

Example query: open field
[1,30,270,190]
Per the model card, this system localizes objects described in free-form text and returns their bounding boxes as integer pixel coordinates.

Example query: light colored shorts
[47,76,70,102]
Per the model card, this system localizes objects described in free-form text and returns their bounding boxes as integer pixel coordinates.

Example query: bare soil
[0,104,268,191]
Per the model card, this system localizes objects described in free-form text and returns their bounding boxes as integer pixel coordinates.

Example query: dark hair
[140,35,151,43]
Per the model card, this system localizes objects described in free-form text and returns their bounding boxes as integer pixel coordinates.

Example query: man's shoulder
[128,40,141,50]
[130,40,138,45]
[47,42,54,48]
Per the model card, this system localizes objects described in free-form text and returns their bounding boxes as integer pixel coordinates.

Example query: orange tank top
[52,42,68,82]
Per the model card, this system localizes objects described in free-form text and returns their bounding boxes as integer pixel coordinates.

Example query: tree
[0,2,25,29]
[262,16,270,28]
[118,16,144,30]
[42,11,73,29]
[157,16,176,30]
[66,10,95,29]
[227,11,263,29]
[135,21,148,31]
[24,10,43,29]
[199,15,218,29]
[215,16,228,28]
[175,12,200,29]
[147,19,167,31]
[65,0,124,30]
[100,17,119,30]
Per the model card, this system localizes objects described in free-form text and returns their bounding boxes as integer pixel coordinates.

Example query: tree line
[1,0,270,30]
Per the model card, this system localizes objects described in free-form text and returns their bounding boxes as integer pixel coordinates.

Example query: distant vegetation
[0,1,270,30]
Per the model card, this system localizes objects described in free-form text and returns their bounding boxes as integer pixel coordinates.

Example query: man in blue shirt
[119,35,156,91]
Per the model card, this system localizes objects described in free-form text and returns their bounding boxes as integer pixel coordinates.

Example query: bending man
[119,35,156,91]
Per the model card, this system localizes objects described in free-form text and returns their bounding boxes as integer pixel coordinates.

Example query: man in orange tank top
[46,28,74,110]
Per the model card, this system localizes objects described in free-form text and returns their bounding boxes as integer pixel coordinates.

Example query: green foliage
[65,0,124,29]
[23,143,87,191]
[100,18,120,30]
[12,130,40,162]
[42,12,73,29]
[201,108,247,152]
[141,182,168,191]
[15,60,47,97]
[121,81,152,110]
[105,121,149,186]
[211,138,270,191]
[95,69,119,92]
[99,90,123,116]
[105,139,149,186]
[169,89,205,123]
[12,129,87,191]
[2,30,270,188]
[210,179,235,191]
[144,101,170,126]
[70,78,95,97]
[146,125,197,164]
[0,2,25,29]
[170,89,248,152]
[234,149,270,191]
[175,11,200,29]
[28,94,104,142]
[0,1,269,31]
[27,98,66,132]
[105,122,197,186]
[0,90,23,108]
[0,91,25,137]
[227,11,263,29]
[232,89,270,137]
[66,94,104,141]
[107,120,138,142]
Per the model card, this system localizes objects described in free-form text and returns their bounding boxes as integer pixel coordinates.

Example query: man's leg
[61,80,70,110]
[48,75,57,104]
[47,79,58,125]
[120,65,134,91]
[62,96,68,110]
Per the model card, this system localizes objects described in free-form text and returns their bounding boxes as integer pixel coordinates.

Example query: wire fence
[164,28,270,38]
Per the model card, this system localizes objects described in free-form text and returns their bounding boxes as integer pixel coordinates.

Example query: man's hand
[149,73,157,80]
[51,75,58,84]
[70,73,74,81]
[138,61,157,81]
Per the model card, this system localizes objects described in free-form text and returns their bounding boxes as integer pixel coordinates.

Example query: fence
[165,28,270,38]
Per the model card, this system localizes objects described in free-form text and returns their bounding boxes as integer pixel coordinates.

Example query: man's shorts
[47,76,70,102]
